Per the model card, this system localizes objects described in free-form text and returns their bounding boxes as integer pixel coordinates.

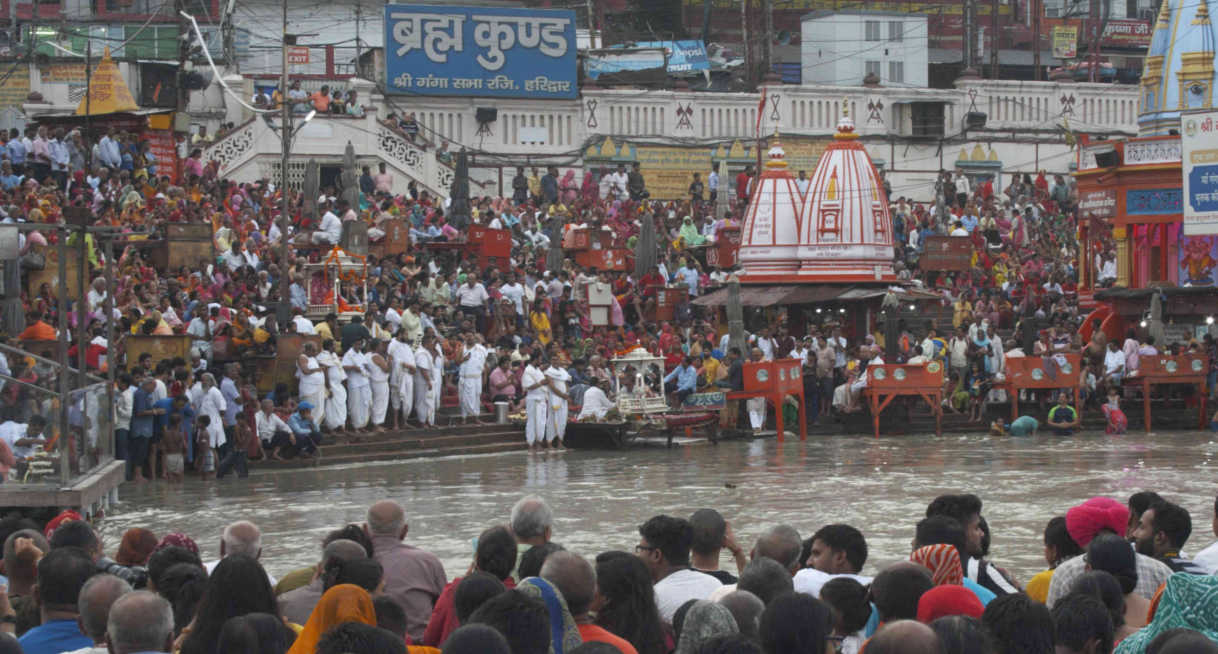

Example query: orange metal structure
[1128,354,1208,432]
[727,359,807,443]
[995,354,1083,421]
[864,362,945,438]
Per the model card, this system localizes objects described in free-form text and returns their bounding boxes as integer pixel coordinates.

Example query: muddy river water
[99,431,1218,583]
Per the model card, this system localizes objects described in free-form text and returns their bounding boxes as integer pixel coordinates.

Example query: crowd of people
[0,491,1211,653]
[0,110,1201,479]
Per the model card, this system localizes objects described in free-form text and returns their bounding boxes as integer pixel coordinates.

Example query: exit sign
[287,46,310,65]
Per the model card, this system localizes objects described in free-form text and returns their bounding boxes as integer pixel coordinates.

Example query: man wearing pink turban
[1045,496,1173,608]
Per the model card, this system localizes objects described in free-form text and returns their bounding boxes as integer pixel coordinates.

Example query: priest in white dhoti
[368,340,392,429]
[296,342,327,429]
[388,330,416,428]
[319,341,348,432]
[458,334,490,424]
[522,354,549,452]
[544,362,571,448]
[343,338,373,431]
[429,337,444,425]
[413,334,437,427]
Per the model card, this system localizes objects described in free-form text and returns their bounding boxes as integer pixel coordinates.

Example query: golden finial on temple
[842,96,850,117]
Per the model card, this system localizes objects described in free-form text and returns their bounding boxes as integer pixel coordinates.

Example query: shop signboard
[1183,110,1218,235]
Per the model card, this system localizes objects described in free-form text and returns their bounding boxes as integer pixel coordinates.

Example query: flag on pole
[755,86,767,138]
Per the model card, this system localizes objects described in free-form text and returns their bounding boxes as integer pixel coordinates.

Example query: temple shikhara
[738,104,897,285]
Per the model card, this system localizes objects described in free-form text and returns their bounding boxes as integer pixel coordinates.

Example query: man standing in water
[544,359,571,449]
[745,347,767,433]
[522,352,549,452]
[458,332,490,425]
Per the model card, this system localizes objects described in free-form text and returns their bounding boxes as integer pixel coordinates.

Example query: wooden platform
[0,460,125,519]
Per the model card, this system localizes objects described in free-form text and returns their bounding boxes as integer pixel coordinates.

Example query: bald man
[865,620,944,654]
[541,552,638,654]
[279,539,368,625]
[75,574,131,653]
[364,500,446,642]
[205,520,277,587]
[105,591,173,654]
[752,525,803,575]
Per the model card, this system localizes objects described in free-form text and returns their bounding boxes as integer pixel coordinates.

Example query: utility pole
[962,0,973,71]
[176,0,187,178]
[1087,0,1109,82]
[989,0,999,78]
[585,0,598,49]
[223,0,238,73]
[1032,0,1041,80]
[84,40,91,171]
[277,0,292,328]
[740,0,750,87]
[762,0,772,80]
[355,1,362,76]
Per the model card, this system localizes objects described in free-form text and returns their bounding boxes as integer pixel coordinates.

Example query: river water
[99,432,1218,584]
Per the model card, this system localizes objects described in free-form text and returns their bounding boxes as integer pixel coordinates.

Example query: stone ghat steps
[257,423,526,469]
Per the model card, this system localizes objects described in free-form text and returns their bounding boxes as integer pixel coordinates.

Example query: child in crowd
[217,407,253,479]
[195,414,215,480]
[1102,388,1127,435]
[160,413,186,483]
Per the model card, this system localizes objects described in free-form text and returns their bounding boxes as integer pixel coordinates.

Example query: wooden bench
[1126,353,1208,432]
[726,359,807,442]
[863,362,945,438]
[994,354,1082,421]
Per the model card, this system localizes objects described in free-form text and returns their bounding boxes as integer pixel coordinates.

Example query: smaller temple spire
[835,96,858,141]
[766,130,788,169]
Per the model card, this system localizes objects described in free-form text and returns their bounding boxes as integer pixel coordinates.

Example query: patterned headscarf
[1115,573,1218,653]
[516,577,582,654]
[910,544,964,586]
[674,600,739,654]
[155,532,199,554]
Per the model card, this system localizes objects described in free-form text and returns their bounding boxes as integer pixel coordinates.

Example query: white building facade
[801,11,929,88]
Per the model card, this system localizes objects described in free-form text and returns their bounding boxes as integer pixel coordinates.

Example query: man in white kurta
[319,343,347,431]
[544,364,571,446]
[343,338,373,431]
[368,341,392,429]
[388,330,416,427]
[458,334,490,424]
[413,336,437,427]
[297,342,328,429]
[192,374,227,449]
[522,358,549,451]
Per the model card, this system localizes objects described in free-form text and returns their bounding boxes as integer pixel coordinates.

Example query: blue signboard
[384,4,578,99]
[1189,165,1218,214]
[1126,188,1183,215]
